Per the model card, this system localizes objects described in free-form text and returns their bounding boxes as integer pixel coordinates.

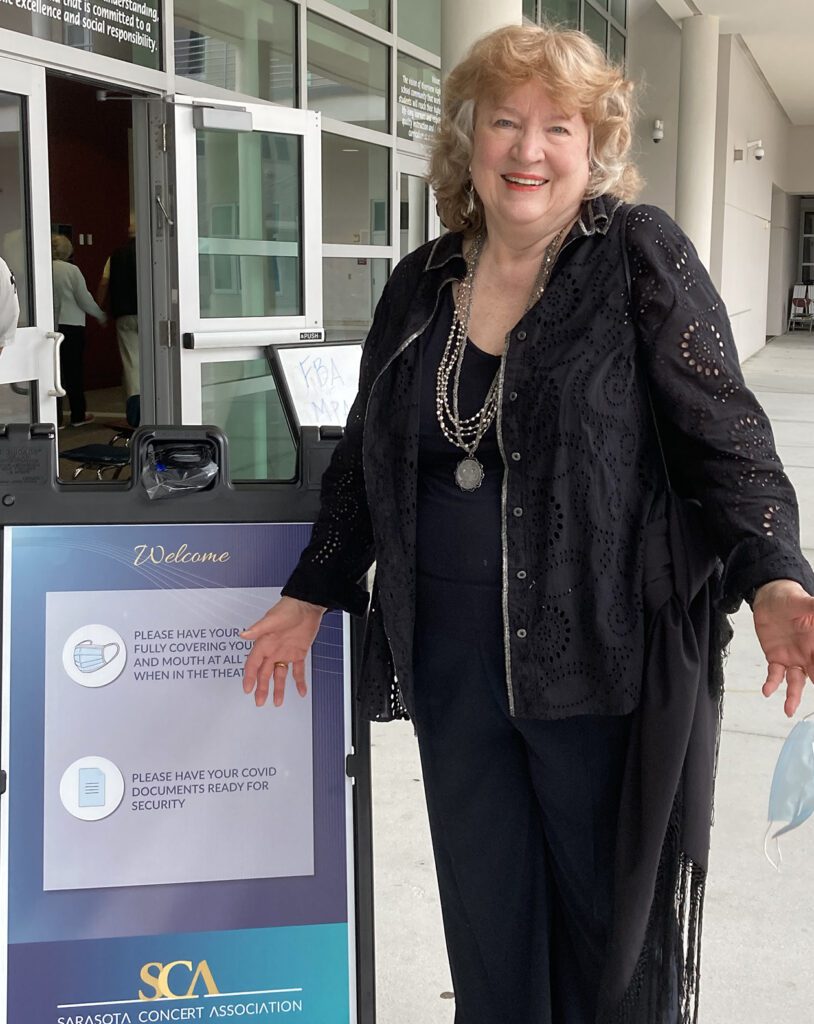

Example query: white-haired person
[0,256,18,352]
[241,25,814,1024]
[51,233,106,427]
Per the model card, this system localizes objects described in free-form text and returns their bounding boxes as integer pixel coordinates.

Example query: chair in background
[60,442,130,480]
[788,284,814,333]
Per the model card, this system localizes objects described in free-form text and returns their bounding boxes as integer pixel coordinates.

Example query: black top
[416,286,502,585]
[109,238,138,319]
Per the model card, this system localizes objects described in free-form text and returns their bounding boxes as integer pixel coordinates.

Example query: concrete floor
[369,332,814,1024]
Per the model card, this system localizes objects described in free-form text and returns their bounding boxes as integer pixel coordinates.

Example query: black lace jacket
[283,196,814,722]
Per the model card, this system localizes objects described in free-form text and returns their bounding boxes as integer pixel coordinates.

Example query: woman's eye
[495,118,515,128]
[549,126,570,135]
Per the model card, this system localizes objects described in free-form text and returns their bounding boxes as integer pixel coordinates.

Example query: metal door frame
[171,97,322,424]
[0,55,59,426]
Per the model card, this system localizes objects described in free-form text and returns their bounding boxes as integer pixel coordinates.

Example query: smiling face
[469,80,591,241]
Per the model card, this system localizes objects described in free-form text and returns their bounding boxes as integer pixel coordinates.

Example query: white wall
[786,127,814,196]
[713,36,791,361]
[766,186,801,336]
[626,0,681,216]
[709,34,730,292]
[626,7,812,356]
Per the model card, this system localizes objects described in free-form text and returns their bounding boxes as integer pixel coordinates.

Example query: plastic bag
[142,442,218,500]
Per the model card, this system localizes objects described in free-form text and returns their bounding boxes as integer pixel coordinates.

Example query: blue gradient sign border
[0,523,355,1023]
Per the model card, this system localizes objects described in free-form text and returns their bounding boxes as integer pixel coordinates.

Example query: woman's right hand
[240,596,326,707]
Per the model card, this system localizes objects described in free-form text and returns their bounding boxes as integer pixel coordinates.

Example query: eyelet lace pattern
[626,205,812,613]
[283,201,813,722]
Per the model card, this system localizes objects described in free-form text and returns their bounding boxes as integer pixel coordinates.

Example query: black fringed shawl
[597,496,730,1023]
[596,210,734,1022]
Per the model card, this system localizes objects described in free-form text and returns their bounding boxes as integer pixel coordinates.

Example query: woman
[242,25,814,1024]
[51,233,106,427]
[0,256,18,353]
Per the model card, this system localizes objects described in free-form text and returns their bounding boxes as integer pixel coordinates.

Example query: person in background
[51,233,106,428]
[98,215,139,427]
[1,228,26,326]
[0,256,19,354]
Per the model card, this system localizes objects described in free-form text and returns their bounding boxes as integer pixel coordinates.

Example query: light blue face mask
[765,717,814,870]
[73,640,119,674]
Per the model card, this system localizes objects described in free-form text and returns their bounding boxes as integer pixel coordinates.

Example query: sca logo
[139,959,220,1000]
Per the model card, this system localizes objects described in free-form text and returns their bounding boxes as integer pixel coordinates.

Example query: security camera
[652,119,664,144]
[747,139,765,161]
[754,145,765,161]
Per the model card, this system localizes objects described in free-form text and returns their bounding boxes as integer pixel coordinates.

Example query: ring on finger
[273,661,288,669]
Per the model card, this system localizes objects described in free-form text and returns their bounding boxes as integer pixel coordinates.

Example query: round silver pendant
[455,456,484,492]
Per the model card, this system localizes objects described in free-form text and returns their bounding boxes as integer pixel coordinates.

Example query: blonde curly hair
[429,23,642,234]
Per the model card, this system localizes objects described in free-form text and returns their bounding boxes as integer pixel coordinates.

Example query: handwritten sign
[275,343,363,428]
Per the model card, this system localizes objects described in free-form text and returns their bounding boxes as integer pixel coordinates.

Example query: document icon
[78,767,106,808]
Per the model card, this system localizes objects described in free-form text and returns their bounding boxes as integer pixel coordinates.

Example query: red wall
[47,76,132,391]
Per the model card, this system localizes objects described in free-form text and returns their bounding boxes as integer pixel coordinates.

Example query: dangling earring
[464,179,476,218]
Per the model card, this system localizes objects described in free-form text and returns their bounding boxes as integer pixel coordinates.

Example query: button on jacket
[283,196,814,722]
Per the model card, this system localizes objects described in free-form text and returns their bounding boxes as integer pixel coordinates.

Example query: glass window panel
[322,134,389,245]
[197,130,302,319]
[584,5,608,50]
[175,0,297,106]
[539,0,579,28]
[523,0,537,20]
[202,358,296,480]
[323,258,388,341]
[0,4,161,69]
[398,0,440,56]
[803,238,814,265]
[0,381,32,424]
[0,93,31,328]
[804,212,814,235]
[307,13,389,133]
[323,0,388,31]
[609,26,625,65]
[397,53,441,145]
[400,174,428,260]
[611,0,626,26]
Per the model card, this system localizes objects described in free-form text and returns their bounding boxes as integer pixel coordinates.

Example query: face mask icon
[73,639,120,674]
[764,717,814,870]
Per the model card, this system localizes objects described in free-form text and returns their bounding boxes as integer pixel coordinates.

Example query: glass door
[0,57,60,428]
[397,151,440,260]
[173,98,322,481]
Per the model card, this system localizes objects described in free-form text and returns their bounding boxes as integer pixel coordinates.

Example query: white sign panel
[43,586,314,890]
[275,343,363,428]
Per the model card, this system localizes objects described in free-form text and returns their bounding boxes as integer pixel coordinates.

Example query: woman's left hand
[753,579,814,717]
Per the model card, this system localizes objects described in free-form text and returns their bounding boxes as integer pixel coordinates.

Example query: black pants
[57,324,87,424]
[412,577,631,1024]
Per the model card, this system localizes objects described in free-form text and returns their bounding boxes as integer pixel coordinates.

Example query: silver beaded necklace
[436,227,566,492]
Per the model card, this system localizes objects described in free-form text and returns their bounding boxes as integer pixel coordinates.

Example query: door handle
[156,193,175,227]
[46,331,66,397]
